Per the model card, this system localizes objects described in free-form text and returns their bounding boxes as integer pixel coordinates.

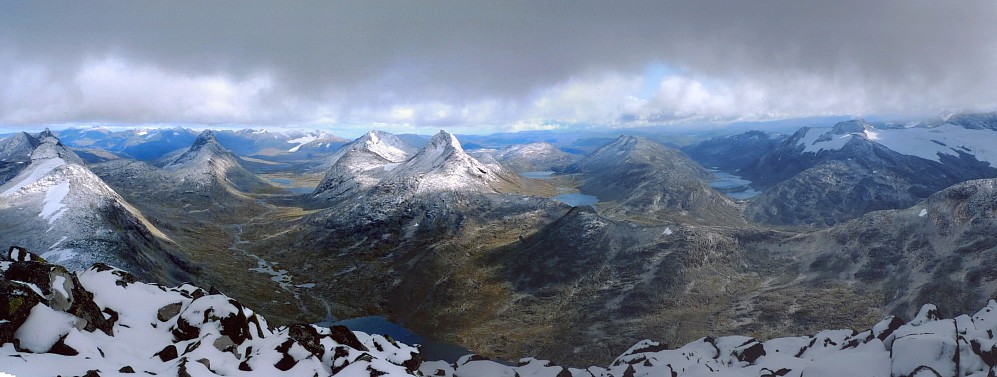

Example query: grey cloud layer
[2,1,997,129]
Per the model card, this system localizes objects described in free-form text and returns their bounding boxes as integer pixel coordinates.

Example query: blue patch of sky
[637,63,677,99]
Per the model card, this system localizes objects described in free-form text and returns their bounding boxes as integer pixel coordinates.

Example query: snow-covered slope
[0,132,176,280]
[783,119,997,168]
[286,132,351,154]
[866,123,997,166]
[0,257,424,377]
[6,253,997,377]
[313,130,418,199]
[738,119,997,226]
[481,142,581,172]
[313,130,417,173]
[384,130,526,194]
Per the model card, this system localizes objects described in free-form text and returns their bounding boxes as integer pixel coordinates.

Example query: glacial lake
[709,171,762,199]
[552,192,599,208]
[330,316,471,362]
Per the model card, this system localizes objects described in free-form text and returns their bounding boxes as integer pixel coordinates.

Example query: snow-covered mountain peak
[792,121,874,153]
[358,130,418,163]
[396,130,483,175]
[416,130,464,159]
[314,130,416,173]
[385,130,522,194]
[162,130,233,172]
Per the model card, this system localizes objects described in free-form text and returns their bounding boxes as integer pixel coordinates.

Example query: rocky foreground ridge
[5,246,997,377]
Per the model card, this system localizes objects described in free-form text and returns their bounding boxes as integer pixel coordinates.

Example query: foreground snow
[6,250,997,376]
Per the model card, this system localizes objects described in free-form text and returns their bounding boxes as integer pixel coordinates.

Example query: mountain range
[5,112,997,371]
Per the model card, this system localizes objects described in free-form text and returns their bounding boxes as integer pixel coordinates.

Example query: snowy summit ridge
[315,130,526,199]
[386,130,519,194]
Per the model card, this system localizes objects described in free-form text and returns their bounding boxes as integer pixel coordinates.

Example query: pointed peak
[426,130,463,151]
[193,130,217,145]
[360,130,388,143]
[16,131,38,142]
[164,130,232,171]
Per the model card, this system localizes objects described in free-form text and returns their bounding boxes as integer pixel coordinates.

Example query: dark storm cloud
[2,1,996,130]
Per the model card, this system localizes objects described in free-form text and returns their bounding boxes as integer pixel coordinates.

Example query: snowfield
[796,121,997,167]
[870,123,997,166]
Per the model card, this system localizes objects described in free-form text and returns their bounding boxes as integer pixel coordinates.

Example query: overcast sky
[2,1,997,135]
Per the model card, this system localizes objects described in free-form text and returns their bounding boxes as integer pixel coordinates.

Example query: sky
[2,1,997,136]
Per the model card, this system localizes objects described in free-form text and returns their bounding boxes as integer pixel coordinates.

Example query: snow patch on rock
[40,179,70,223]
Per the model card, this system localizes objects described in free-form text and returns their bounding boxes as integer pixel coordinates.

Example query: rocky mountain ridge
[567,135,742,225]
[0,131,184,282]
[685,119,997,227]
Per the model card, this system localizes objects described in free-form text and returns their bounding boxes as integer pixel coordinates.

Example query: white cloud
[527,73,646,124]
[4,54,997,135]
[0,57,306,126]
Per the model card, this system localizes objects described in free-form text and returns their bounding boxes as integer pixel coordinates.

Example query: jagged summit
[315,130,536,201]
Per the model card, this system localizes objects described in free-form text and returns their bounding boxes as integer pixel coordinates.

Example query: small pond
[519,171,555,179]
[329,316,471,363]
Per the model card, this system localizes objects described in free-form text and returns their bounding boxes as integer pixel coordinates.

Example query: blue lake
[709,171,762,199]
[268,178,315,194]
[519,171,555,179]
[330,316,471,362]
[552,192,599,208]
[268,178,293,185]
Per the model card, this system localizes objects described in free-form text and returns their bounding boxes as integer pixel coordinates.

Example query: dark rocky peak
[0,132,41,162]
[36,128,57,141]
